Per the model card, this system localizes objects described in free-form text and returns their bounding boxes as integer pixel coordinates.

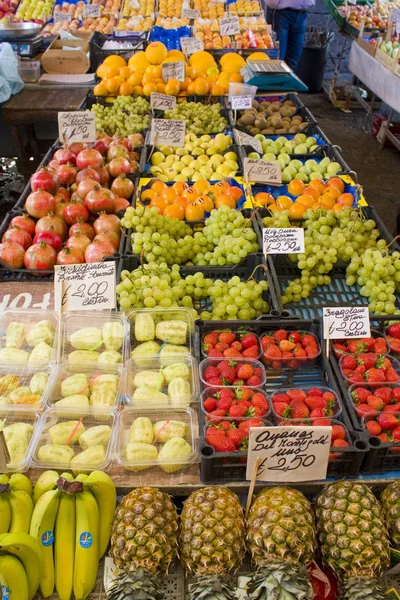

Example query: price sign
[263,227,305,254]
[246,426,332,483]
[234,128,262,153]
[181,8,199,18]
[54,262,116,312]
[231,95,252,110]
[220,16,240,35]
[347,0,356,5]
[162,61,185,83]
[244,158,282,184]
[54,12,72,21]
[323,307,371,339]
[150,119,186,147]
[180,37,204,56]
[150,93,177,111]
[83,4,101,17]
[58,111,96,144]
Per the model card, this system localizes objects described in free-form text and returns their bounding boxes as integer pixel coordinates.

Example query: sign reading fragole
[162,61,185,83]
[150,93,177,111]
[58,111,96,144]
[83,4,101,17]
[244,158,282,184]
[220,16,240,35]
[54,12,72,21]
[181,8,199,18]
[150,119,186,147]
[323,306,371,339]
[246,426,332,483]
[180,37,204,56]
[263,227,305,254]
[231,95,252,110]
[234,128,262,153]
[54,262,116,312]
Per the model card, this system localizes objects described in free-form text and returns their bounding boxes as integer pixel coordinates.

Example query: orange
[141,189,157,202]
[309,179,326,194]
[303,186,320,201]
[276,196,293,210]
[94,82,108,96]
[105,77,121,94]
[333,203,343,213]
[337,193,354,206]
[172,181,187,195]
[207,73,219,87]
[161,187,178,203]
[127,73,143,87]
[151,181,167,195]
[174,196,190,208]
[186,81,196,95]
[227,186,243,203]
[119,66,133,79]
[119,82,134,96]
[148,65,162,78]
[142,72,156,84]
[254,192,274,206]
[142,82,157,96]
[212,181,230,195]
[327,177,345,193]
[182,188,198,202]
[156,82,165,93]
[165,79,181,96]
[194,78,209,95]
[164,204,185,219]
[180,77,192,91]
[211,82,225,96]
[288,179,305,196]
[195,195,214,212]
[319,194,336,209]
[150,197,170,212]
[185,202,205,221]
[133,85,144,96]
[215,194,236,209]
[269,204,283,212]
[288,202,307,219]
[229,72,243,82]
[193,180,211,195]
[323,186,341,200]
[296,194,315,208]
[105,65,120,78]
[104,55,126,68]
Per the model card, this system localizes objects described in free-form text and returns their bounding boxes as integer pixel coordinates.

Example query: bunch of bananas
[0,474,34,535]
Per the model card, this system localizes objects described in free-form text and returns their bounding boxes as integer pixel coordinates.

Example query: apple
[174,174,188,182]
[199,166,213,179]
[294,144,308,154]
[181,156,192,166]
[181,167,195,179]
[151,152,165,166]
[262,152,276,162]
[279,153,291,166]
[164,168,178,181]
[248,152,260,159]
[197,155,209,165]
[327,162,341,176]
[309,171,323,180]
[172,161,185,172]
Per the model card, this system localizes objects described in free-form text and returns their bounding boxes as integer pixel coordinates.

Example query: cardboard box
[357,33,378,57]
[41,35,91,74]
[375,45,398,72]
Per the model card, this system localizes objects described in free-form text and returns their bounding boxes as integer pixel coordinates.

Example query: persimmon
[193,180,211,195]
[254,192,274,206]
[182,188,198,202]
[164,204,185,219]
[141,189,157,202]
[226,186,243,202]
[296,194,315,208]
[215,194,236,209]
[212,181,230,195]
[172,181,187,195]
[161,187,178,203]
[303,186,320,201]
[196,195,214,212]
[323,186,341,200]
[337,193,354,206]
[174,197,190,208]
[309,179,326,194]
[288,202,307,219]
[151,181,167,195]
[327,177,345,193]
[150,197,169,213]
[276,196,292,209]
[288,179,305,196]
[185,202,204,221]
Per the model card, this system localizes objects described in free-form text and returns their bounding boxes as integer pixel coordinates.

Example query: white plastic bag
[0,42,24,101]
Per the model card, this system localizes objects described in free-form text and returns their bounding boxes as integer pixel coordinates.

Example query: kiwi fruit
[299,122,309,130]
[239,113,255,126]
[255,117,268,129]
[261,128,275,134]
[289,125,300,133]
[275,128,288,133]
[282,117,291,124]
[270,115,283,128]
[250,127,260,135]
[270,104,280,113]
[251,100,259,109]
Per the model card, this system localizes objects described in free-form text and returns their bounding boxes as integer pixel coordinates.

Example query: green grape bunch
[89,96,150,136]
[164,102,228,134]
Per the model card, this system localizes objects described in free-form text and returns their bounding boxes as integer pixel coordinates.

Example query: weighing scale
[0,23,43,57]
[241,59,308,93]
[9,34,42,57]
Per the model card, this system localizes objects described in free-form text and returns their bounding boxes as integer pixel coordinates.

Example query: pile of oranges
[254,177,355,218]
[139,179,244,220]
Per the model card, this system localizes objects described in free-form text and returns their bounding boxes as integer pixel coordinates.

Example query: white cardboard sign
[150,93,177,111]
[162,61,185,83]
[58,111,96,144]
[54,262,116,312]
[323,307,371,339]
[83,4,101,17]
[220,16,240,35]
[231,95,252,110]
[54,12,72,21]
[234,128,262,153]
[180,37,204,56]
[263,227,305,254]
[181,8,199,18]
[244,158,282,184]
[150,119,186,147]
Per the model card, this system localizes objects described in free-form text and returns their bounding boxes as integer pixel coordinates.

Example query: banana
[29,488,60,599]
[0,554,29,600]
[33,470,59,505]
[73,490,99,600]
[9,490,33,534]
[0,475,8,485]
[55,493,75,600]
[0,495,11,534]
[60,472,74,481]
[9,474,32,497]
[83,471,116,558]
[75,474,88,482]
[0,532,42,599]
[0,561,8,600]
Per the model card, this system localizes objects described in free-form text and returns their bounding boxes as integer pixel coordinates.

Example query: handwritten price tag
[234,128,262,153]
[246,426,332,483]
[162,61,185,83]
[323,307,371,339]
[83,4,101,17]
[263,228,305,254]
[54,262,116,312]
[220,16,240,35]
[150,119,186,147]
[150,93,177,111]
[181,8,199,18]
[244,158,282,184]
[231,95,252,110]
[54,12,72,21]
[58,111,96,145]
[180,37,204,56]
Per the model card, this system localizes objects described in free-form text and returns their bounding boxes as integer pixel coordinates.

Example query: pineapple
[315,481,390,600]
[381,481,400,548]
[180,487,246,600]
[246,486,316,600]
[108,487,179,599]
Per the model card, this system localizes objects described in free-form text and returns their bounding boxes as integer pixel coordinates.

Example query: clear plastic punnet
[0,363,56,409]
[0,407,43,472]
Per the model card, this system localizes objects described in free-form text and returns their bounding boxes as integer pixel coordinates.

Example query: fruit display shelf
[90,30,149,70]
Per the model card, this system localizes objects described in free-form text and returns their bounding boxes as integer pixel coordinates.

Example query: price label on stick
[231,95,252,110]
[244,158,282,184]
[150,93,177,111]
[83,4,101,17]
[246,426,332,483]
[220,16,240,35]
[162,61,185,83]
[323,307,371,339]
[150,119,186,147]
[58,111,96,145]
[54,12,72,21]
[234,128,262,153]
[180,37,204,56]
[181,8,199,18]
[54,262,116,312]
[263,227,305,254]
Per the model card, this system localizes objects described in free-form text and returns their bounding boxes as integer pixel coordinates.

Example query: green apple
[254,134,265,142]
[157,174,168,182]
[164,155,175,165]
[209,154,224,167]
[276,136,287,145]
[216,164,232,177]
[171,161,185,172]
[181,155,192,166]
[296,133,307,143]
[151,152,165,166]
[200,135,211,142]
[197,155,209,165]
[305,136,316,148]
[284,165,297,177]
[164,168,178,181]
[326,162,341,176]
[224,152,238,162]
[309,172,323,180]
[294,144,308,154]
[309,145,318,153]
[281,171,293,183]
[319,157,331,168]
[289,159,303,170]
[305,159,318,169]
[224,160,238,171]
[191,148,203,157]
[185,142,194,153]
[299,165,311,175]
[248,152,260,159]
[273,158,286,170]
[211,172,223,181]
[296,172,308,182]
[189,160,201,170]
[148,166,163,175]
[185,133,197,142]
[175,147,189,156]
[159,145,173,156]
[206,147,219,156]
[181,167,194,179]
[279,153,291,166]
[199,165,213,179]
[272,140,283,150]
[174,174,188,182]
[191,173,203,181]
[262,152,276,162]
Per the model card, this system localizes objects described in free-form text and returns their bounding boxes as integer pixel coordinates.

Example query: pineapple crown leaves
[248,564,314,600]
[188,575,237,600]
[340,577,386,600]
[107,569,164,600]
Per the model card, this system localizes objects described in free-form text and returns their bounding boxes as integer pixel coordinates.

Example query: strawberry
[246,376,262,386]
[273,329,288,341]
[341,355,357,370]
[388,323,400,339]
[233,378,244,386]
[389,338,400,353]
[374,338,387,353]
[215,342,229,352]
[366,395,385,411]
[226,428,247,446]
[333,343,347,356]
[331,439,350,448]
[310,408,327,418]
[351,387,370,404]
[273,393,290,404]
[383,403,400,412]
[218,388,235,400]
[378,433,389,443]
[366,420,381,435]
[279,340,296,352]
[393,427,400,442]
[223,348,243,359]
[203,342,213,354]
[208,349,224,358]
[274,401,291,417]
[204,365,220,381]
[393,388,400,401]
[354,365,366,376]
[347,341,367,354]
[308,388,323,397]
[219,420,233,431]
[264,345,282,360]
[292,403,309,419]
[238,418,264,433]
[357,353,377,370]
[331,424,346,440]
[365,368,385,383]
[242,346,259,359]
[207,377,223,386]
[305,397,328,411]
[249,405,266,417]
[323,391,336,402]
[374,387,393,404]
[378,412,399,430]
[288,331,301,343]
[294,347,307,359]
[261,335,275,349]
[207,435,236,453]
[287,389,307,402]
[235,387,253,402]
[204,332,219,346]
[238,399,252,409]
[253,367,262,377]
[208,409,227,424]
[240,333,258,349]
[231,341,243,351]
[356,404,377,417]
[252,393,268,410]
[216,360,235,373]
[216,397,233,412]
[301,333,318,347]
[218,332,236,345]
[203,397,217,412]
[229,405,247,418]
[313,418,331,426]
[205,427,225,440]
[219,365,236,384]
[350,373,366,383]
[386,367,400,383]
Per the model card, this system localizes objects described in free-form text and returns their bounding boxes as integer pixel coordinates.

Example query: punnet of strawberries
[386,323,400,354]
[350,384,400,418]
[205,417,269,453]
[339,353,400,384]
[202,387,270,420]
[363,411,400,447]
[202,331,260,359]
[271,388,341,420]
[201,358,265,387]
[274,418,350,461]
[261,329,320,369]
[333,333,388,357]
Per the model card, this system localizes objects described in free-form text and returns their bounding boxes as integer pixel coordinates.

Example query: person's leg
[272,9,291,63]
[285,10,307,71]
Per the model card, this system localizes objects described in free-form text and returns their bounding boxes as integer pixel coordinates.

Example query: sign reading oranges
[220,16,240,35]
[162,61,185,83]
[244,158,282,185]
[180,37,204,57]
[263,228,305,254]
[150,93,177,111]
[150,119,186,147]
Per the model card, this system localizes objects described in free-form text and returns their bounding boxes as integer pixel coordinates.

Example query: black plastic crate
[90,31,149,70]
[209,47,279,60]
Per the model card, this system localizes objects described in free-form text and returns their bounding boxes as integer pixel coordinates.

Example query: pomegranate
[128,133,144,147]
[110,137,132,152]
[70,192,85,205]
[69,221,95,240]
[55,198,71,220]
[0,241,25,269]
[111,175,134,199]
[48,159,61,170]
[2,227,32,250]
[108,157,130,178]
[56,247,84,265]
[54,148,76,165]
[33,231,63,251]
[77,178,98,200]
[85,187,115,215]
[64,202,89,225]
[129,151,140,162]
[107,144,129,161]
[31,168,59,194]
[75,167,101,185]
[35,214,68,240]
[66,233,91,254]
[85,240,115,263]
[68,142,85,155]
[93,213,120,235]
[129,160,140,173]
[94,230,120,251]
[55,187,71,201]
[56,164,77,186]
[24,242,57,270]
[114,197,130,212]
[97,165,110,186]
[94,137,111,155]
[76,148,103,170]
[10,214,35,237]
[25,190,56,219]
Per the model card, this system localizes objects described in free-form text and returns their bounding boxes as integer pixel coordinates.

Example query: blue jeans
[267,7,307,72]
